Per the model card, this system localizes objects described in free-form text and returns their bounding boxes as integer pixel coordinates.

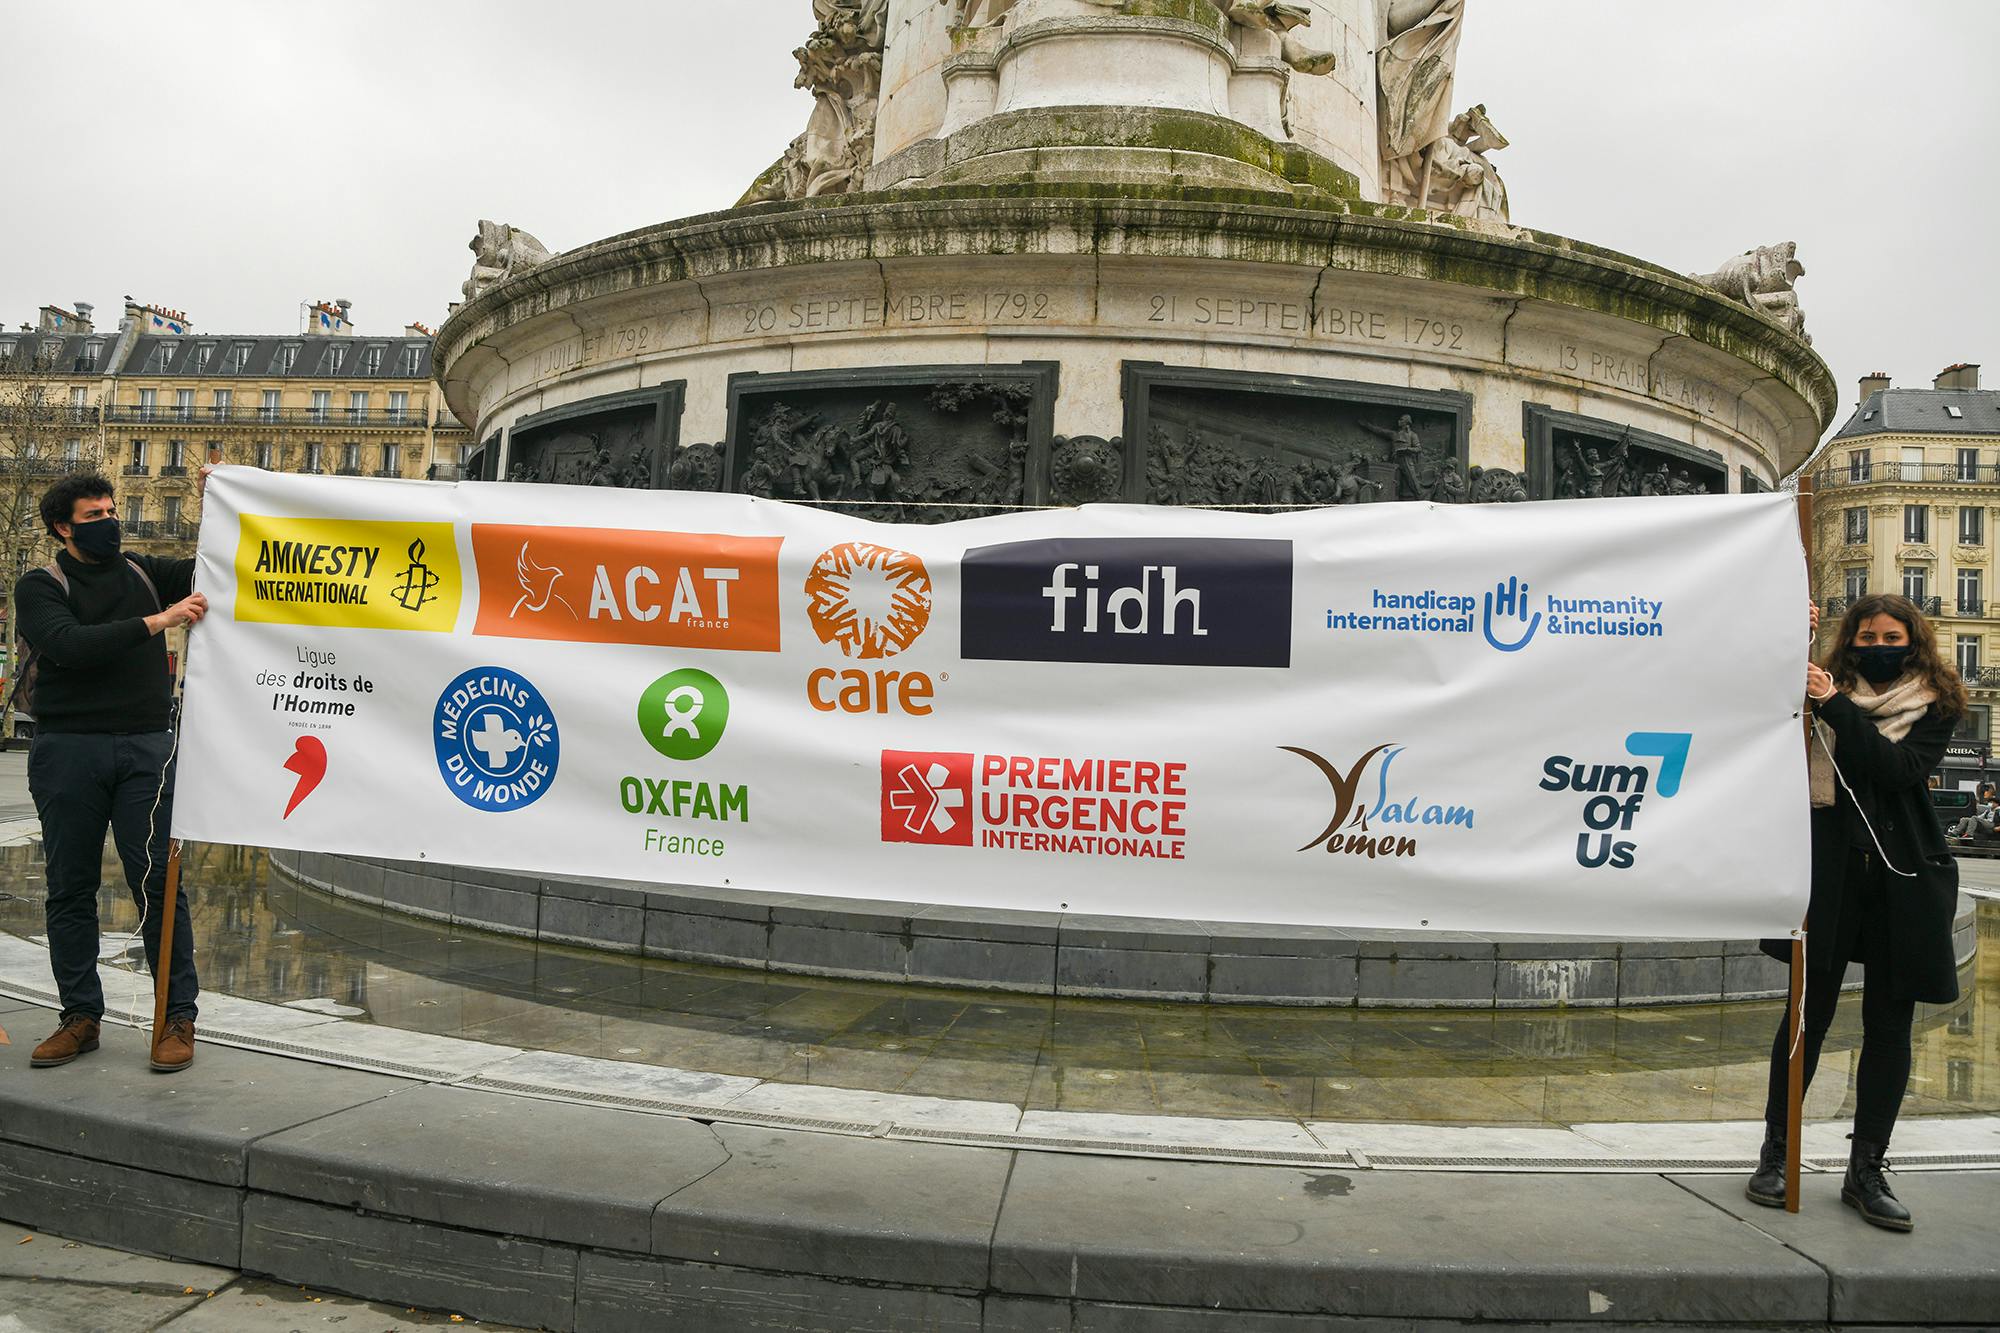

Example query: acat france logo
[433,666,560,812]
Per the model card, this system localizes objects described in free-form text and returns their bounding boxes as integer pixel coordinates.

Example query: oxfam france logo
[637,668,730,761]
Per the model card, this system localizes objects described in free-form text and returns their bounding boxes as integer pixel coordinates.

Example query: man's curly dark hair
[38,472,116,540]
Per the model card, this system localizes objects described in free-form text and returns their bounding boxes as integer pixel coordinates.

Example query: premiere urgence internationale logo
[433,666,560,811]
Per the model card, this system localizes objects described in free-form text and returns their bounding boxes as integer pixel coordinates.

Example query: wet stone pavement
[1,839,1995,1128]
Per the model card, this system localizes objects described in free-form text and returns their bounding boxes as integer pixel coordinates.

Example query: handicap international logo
[469,523,781,652]
[433,667,560,812]
[234,514,460,632]
[637,669,730,761]
[806,543,932,659]
[881,749,972,846]
[1325,575,1665,652]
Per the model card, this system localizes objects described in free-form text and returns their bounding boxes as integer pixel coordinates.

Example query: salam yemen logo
[1283,743,1474,858]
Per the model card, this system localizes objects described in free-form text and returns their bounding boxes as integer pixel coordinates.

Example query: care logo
[805,543,940,716]
[1539,731,1690,869]
[433,666,560,812]
[637,668,729,761]
[234,514,460,632]
[470,524,781,652]
[960,537,1292,667]
[1282,743,1474,860]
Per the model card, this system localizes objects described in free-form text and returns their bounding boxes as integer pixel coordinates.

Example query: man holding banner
[16,471,209,1072]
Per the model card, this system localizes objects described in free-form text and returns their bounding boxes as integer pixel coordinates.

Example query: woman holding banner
[1746,593,1965,1231]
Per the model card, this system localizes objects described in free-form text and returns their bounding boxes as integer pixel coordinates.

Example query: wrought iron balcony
[159,465,189,477]
[1958,601,1986,618]
[0,456,96,477]
[122,463,150,477]
[106,404,431,429]
[1816,462,2000,489]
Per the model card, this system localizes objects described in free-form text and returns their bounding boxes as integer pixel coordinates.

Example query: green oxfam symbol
[637,669,730,761]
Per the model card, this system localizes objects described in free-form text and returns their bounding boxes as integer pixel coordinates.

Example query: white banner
[176,469,1811,937]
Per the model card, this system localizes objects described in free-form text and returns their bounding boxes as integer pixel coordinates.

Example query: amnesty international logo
[805,543,932,659]
[235,514,460,632]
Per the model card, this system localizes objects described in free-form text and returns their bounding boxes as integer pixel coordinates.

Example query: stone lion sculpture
[1690,241,1809,342]
[462,220,555,303]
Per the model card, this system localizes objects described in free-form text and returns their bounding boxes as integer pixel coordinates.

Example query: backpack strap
[122,556,162,613]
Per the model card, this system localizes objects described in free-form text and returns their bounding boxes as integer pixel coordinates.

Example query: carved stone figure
[740,0,888,204]
[1360,414,1428,501]
[461,220,554,302]
[1378,0,1464,206]
[1690,242,1810,342]
[1213,1,1337,75]
[1050,435,1125,505]
[1425,104,1509,223]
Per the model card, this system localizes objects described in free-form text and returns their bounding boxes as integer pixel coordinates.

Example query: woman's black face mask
[1853,643,1912,684]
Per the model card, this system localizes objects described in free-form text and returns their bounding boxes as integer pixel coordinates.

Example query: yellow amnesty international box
[234,514,461,632]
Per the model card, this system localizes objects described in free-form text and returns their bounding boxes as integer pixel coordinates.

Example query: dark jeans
[1763,852,1914,1146]
[28,731,198,1022]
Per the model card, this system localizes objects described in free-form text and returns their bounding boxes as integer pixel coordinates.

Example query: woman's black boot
[1744,1127,1787,1208]
[1841,1135,1913,1232]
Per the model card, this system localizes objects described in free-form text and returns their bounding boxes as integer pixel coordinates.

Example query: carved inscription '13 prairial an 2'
[728,289,1054,337]
[1144,295,1466,351]
[1557,343,1724,418]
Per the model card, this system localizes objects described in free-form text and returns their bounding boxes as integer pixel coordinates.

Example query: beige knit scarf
[1808,672,1936,808]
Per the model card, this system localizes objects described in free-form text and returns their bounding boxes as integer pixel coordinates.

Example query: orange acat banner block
[469,524,783,652]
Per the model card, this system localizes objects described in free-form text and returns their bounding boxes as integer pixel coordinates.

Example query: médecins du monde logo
[433,666,560,811]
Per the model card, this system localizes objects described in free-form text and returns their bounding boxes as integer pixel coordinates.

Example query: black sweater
[14,551,194,734]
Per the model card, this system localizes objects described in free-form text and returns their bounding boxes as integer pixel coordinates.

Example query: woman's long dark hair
[1822,592,1968,719]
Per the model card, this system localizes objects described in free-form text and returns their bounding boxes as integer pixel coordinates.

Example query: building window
[1905,504,1928,544]
[194,344,213,372]
[1844,507,1868,543]
[137,388,157,419]
[211,388,231,419]
[63,439,81,462]
[127,497,142,524]
[1904,567,1928,603]
[380,443,400,475]
[1956,704,1992,743]
[362,345,384,375]
[401,345,423,376]
[168,439,187,468]
[1902,446,1925,481]
[1959,567,1983,615]
[261,388,281,421]
[174,388,194,421]
[256,441,274,469]
[341,441,361,473]
[325,345,345,374]
[79,342,100,371]
[69,386,87,410]
[163,496,182,530]
[1958,448,1980,482]
[1962,508,1986,546]
[310,389,330,422]
[388,390,408,422]
[1958,636,1982,678]
[155,341,178,371]
[349,390,368,421]
[129,439,147,468]
[1845,567,1868,600]
[277,344,300,373]
[228,343,251,372]
[304,442,323,472]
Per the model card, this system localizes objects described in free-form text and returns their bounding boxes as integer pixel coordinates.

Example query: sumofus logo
[960,537,1292,667]
[235,515,461,632]
[637,668,729,761]
[881,749,1188,858]
[433,667,559,811]
[1538,731,1691,869]
[1282,743,1474,859]
[805,543,939,715]
[470,524,781,652]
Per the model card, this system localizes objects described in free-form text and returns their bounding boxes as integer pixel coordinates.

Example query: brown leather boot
[30,1015,101,1068]
[150,1017,195,1073]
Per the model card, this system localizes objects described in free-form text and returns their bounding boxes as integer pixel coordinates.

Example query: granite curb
[3,1017,1996,1330]
[274,851,1979,1008]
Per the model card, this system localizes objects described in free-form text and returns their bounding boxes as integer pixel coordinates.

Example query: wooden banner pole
[149,840,182,1058]
[1788,474,1816,1212]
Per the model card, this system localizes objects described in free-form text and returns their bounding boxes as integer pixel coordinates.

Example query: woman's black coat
[1760,690,1961,1004]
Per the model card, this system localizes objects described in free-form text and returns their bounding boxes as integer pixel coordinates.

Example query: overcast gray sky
[4,1,1994,438]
